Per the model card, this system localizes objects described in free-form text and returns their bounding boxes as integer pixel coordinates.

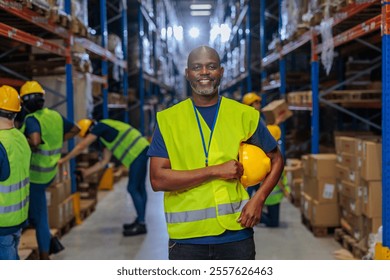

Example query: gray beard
[190,82,218,96]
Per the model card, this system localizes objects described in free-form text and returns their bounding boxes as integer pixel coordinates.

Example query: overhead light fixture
[191,10,211,16]
[189,27,200,38]
[190,4,212,10]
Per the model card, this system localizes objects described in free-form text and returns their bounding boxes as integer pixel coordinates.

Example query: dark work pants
[168,237,256,260]
[260,203,280,228]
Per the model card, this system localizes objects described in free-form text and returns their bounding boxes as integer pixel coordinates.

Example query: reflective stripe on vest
[0,128,30,227]
[166,199,249,224]
[0,195,29,214]
[34,148,61,156]
[99,119,149,168]
[158,97,259,239]
[30,164,57,173]
[0,178,29,193]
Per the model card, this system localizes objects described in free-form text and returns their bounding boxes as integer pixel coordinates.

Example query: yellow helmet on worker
[267,125,281,141]
[238,143,271,187]
[20,81,45,98]
[77,118,93,137]
[0,85,21,112]
[242,92,261,106]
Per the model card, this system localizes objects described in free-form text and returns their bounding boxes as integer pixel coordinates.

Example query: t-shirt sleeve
[246,119,278,153]
[147,123,169,158]
[24,116,41,136]
[0,143,10,181]
[62,115,75,135]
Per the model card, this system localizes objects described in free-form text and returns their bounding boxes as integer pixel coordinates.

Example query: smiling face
[185,46,224,97]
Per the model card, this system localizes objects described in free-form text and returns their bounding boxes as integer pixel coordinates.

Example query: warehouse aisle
[52,174,342,260]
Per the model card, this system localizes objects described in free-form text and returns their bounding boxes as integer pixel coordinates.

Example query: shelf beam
[0,22,68,57]
[75,38,127,69]
[316,15,381,53]
[0,0,70,39]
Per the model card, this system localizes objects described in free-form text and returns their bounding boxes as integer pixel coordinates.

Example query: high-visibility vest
[0,128,31,227]
[20,108,63,184]
[99,119,149,168]
[158,97,259,239]
[264,172,290,206]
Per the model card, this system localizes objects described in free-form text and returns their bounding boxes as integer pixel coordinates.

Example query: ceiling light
[189,27,200,38]
[190,10,211,16]
[190,4,212,10]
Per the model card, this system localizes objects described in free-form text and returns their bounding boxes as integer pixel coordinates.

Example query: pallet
[325,90,381,103]
[80,198,97,221]
[301,214,336,237]
[334,228,368,259]
[19,228,59,259]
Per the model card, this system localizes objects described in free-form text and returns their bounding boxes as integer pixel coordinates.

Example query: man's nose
[200,66,210,75]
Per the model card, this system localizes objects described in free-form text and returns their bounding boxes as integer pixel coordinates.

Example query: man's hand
[237,199,263,228]
[212,160,244,180]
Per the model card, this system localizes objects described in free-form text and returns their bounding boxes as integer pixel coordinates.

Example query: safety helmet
[242,92,261,106]
[20,81,45,98]
[267,125,281,141]
[0,85,21,112]
[238,143,271,188]
[77,118,93,137]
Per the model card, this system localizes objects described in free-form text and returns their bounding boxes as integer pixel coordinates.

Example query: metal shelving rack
[0,0,128,192]
[260,0,388,256]
[217,1,252,95]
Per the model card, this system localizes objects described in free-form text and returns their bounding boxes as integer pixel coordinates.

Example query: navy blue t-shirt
[147,102,277,244]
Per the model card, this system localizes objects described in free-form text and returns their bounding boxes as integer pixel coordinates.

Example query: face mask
[23,98,44,113]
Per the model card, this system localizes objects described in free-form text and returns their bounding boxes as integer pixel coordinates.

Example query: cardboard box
[338,136,358,155]
[311,200,340,227]
[340,208,365,241]
[340,152,359,171]
[301,192,312,221]
[261,99,293,125]
[363,216,382,236]
[339,193,362,216]
[291,178,303,203]
[306,177,337,203]
[310,154,337,178]
[301,155,311,176]
[360,140,382,180]
[45,181,71,207]
[362,180,382,218]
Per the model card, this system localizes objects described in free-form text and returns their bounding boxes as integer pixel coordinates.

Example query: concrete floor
[52,176,342,260]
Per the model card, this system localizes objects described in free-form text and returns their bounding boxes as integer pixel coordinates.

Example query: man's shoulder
[158,98,191,115]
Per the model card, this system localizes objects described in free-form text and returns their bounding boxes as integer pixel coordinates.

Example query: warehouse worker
[19,81,80,260]
[148,45,284,260]
[242,92,284,125]
[259,125,290,227]
[0,86,31,260]
[58,118,149,237]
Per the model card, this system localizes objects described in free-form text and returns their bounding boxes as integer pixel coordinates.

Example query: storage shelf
[0,22,68,57]
[0,0,70,39]
[74,38,127,69]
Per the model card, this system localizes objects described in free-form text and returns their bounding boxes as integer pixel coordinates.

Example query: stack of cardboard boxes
[285,158,303,207]
[76,151,103,201]
[301,154,340,229]
[335,136,382,248]
[46,161,74,229]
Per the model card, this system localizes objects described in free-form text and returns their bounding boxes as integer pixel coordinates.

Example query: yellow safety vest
[99,119,149,168]
[157,97,259,239]
[20,108,63,184]
[0,129,31,227]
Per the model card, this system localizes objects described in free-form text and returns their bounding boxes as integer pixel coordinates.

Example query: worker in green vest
[148,46,284,260]
[0,85,31,260]
[58,118,150,236]
[19,81,80,259]
[242,92,290,227]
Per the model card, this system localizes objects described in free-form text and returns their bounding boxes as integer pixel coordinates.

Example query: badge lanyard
[192,97,221,167]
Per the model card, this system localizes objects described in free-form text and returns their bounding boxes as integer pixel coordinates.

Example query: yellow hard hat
[0,85,21,112]
[242,92,261,106]
[77,119,93,137]
[20,81,45,97]
[267,125,281,141]
[238,143,271,188]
